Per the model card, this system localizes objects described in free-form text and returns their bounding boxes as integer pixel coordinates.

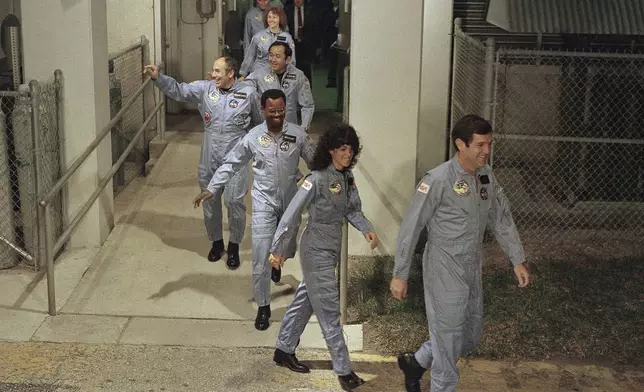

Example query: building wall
[417,0,453,179]
[106,0,155,55]
[347,0,425,255]
[21,0,114,247]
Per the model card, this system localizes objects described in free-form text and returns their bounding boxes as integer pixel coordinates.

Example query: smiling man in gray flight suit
[390,115,531,392]
[193,89,314,331]
[144,57,262,269]
[244,41,314,131]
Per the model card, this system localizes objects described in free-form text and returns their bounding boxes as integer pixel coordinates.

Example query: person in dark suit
[224,10,244,70]
[321,0,339,88]
[284,0,320,87]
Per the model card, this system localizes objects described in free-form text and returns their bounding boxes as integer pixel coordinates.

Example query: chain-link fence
[451,20,644,243]
[0,73,64,270]
[109,36,155,195]
[451,20,487,127]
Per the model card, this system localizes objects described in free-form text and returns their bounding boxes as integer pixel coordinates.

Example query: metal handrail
[40,64,164,315]
[108,41,144,62]
[40,75,155,207]
[53,100,165,254]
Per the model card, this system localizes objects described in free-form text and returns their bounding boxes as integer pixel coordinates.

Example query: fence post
[29,80,45,269]
[483,38,496,172]
[54,70,68,232]
[141,35,150,174]
[43,202,56,315]
[483,37,496,121]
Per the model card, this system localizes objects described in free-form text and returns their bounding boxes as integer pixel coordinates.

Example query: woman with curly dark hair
[267,123,379,391]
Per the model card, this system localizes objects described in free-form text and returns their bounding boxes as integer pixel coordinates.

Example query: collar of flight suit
[450,153,491,181]
[210,79,243,95]
[265,27,283,36]
[327,163,348,174]
[450,153,468,175]
[262,121,289,140]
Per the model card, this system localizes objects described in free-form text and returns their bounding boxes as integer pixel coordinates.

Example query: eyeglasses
[267,108,286,115]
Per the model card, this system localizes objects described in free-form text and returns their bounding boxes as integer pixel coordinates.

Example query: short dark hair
[268,41,293,58]
[451,114,492,151]
[310,123,362,171]
[221,56,239,75]
[261,89,287,107]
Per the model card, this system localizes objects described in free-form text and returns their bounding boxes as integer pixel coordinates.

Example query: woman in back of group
[240,6,296,77]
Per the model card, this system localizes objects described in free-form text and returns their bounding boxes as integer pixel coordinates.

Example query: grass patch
[347,243,644,365]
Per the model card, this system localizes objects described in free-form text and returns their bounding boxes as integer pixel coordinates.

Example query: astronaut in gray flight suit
[145,57,263,268]
[390,115,531,392]
[194,89,314,331]
[245,41,314,130]
[244,0,270,52]
[240,7,296,77]
[244,1,285,51]
[268,124,379,391]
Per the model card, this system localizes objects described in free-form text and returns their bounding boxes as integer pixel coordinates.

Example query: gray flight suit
[271,165,374,376]
[392,155,525,392]
[240,28,296,77]
[154,74,263,244]
[245,64,315,130]
[243,7,267,52]
[206,121,314,307]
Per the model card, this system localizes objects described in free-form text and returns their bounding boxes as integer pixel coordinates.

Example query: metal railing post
[141,35,150,174]
[29,81,45,269]
[483,38,496,168]
[160,94,166,142]
[43,202,56,315]
[483,38,496,121]
[340,65,350,326]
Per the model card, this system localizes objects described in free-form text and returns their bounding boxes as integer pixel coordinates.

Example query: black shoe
[273,348,310,373]
[207,240,225,262]
[338,372,365,391]
[397,352,426,392]
[271,266,282,283]
[226,242,240,270]
[255,305,271,331]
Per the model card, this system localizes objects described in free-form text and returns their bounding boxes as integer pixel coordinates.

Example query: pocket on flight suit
[433,290,469,330]
[310,264,340,316]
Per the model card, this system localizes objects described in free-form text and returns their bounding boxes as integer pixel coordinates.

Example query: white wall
[21,0,113,247]
[107,0,154,54]
[417,0,452,178]
[106,0,165,66]
[348,0,424,255]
